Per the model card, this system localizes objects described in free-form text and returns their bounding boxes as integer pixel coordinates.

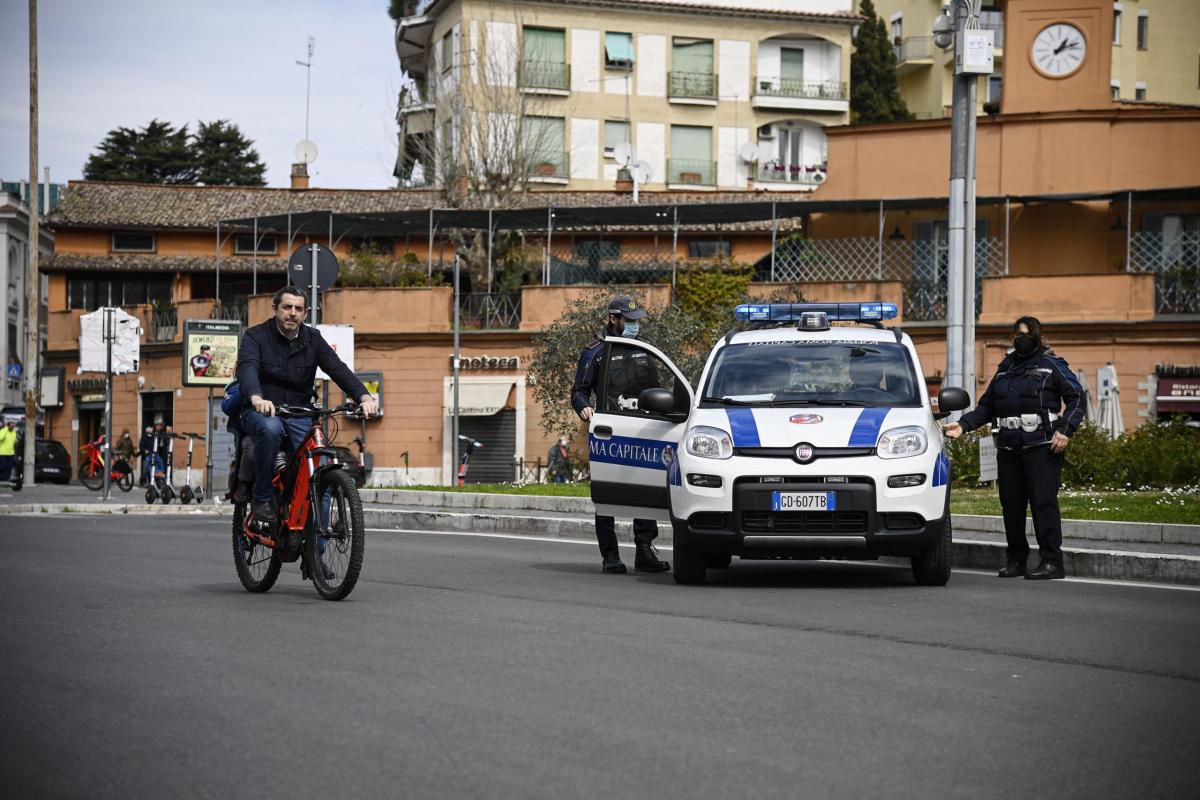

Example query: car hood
[690,406,929,448]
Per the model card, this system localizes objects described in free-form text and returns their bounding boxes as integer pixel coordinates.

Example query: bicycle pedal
[243,516,278,549]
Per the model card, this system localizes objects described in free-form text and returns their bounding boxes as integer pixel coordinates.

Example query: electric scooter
[176,432,206,504]
[457,434,482,486]
[158,432,177,504]
[144,432,168,504]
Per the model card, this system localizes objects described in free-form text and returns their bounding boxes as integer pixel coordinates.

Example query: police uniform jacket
[958,346,1085,451]
[235,319,368,408]
[571,332,660,414]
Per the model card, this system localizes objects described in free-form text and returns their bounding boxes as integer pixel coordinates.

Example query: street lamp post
[933,1,993,410]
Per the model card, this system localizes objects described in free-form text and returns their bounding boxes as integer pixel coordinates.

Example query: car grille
[741,511,869,534]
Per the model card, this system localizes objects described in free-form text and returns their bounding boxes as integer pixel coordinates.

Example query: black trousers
[595,515,658,557]
[996,445,1065,565]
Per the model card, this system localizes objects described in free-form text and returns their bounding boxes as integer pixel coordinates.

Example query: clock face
[1031,23,1087,78]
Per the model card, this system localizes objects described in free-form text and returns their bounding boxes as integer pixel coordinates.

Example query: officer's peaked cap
[608,295,647,320]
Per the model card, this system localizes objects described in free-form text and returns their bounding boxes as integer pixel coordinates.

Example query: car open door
[588,337,693,521]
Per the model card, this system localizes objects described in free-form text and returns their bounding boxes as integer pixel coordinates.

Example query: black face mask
[1013,334,1038,357]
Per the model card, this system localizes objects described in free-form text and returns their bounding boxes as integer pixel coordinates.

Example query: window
[891,16,902,44]
[605,32,634,69]
[1141,214,1200,269]
[1137,13,1148,50]
[987,75,1003,104]
[1113,8,1121,45]
[669,125,713,184]
[574,240,620,266]
[688,240,730,259]
[600,341,682,417]
[523,116,566,177]
[1135,85,1147,101]
[780,47,804,89]
[1111,80,1121,99]
[604,120,630,157]
[441,32,453,72]
[522,27,567,89]
[234,234,277,255]
[111,232,155,253]
[354,237,394,256]
[670,37,714,97]
[68,274,172,310]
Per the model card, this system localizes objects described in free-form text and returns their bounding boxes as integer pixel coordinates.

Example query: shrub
[340,248,445,288]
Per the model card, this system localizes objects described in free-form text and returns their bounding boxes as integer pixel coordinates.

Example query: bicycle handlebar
[275,401,382,420]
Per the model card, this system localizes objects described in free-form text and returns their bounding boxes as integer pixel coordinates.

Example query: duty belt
[993,413,1058,432]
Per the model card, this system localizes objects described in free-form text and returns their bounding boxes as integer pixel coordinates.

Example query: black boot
[601,552,627,574]
[251,498,277,523]
[998,561,1027,578]
[1025,561,1066,580]
[634,542,670,573]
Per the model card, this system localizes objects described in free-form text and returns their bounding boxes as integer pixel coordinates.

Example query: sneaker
[601,552,627,574]
[634,542,670,573]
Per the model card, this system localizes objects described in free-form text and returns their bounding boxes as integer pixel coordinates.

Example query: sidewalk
[3,485,1198,585]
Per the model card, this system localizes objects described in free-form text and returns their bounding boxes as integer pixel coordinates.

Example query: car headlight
[686,426,733,459]
[877,425,927,459]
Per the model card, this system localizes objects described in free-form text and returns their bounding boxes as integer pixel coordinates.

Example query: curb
[0,503,233,516]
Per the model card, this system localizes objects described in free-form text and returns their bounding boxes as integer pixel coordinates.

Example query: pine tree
[83,119,197,183]
[851,0,913,125]
[192,120,267,187]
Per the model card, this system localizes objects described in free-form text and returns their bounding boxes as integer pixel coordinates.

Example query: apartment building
[394,0,858,193]
[865,0,1200,118]
[0,187,54,412]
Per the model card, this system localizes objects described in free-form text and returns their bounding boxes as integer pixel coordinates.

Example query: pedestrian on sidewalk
[943,316,1084,580]
[571,295,670,575]
[0,419,18,483]
[547,435,571,483]
[113,429,135,475]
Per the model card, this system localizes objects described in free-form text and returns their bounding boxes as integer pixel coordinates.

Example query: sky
[0,0,403,189]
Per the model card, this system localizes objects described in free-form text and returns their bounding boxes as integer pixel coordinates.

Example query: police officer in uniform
[944,316,1084,580]
[572,295,671,575]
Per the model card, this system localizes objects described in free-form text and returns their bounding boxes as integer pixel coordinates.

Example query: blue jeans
[239,409,311,502]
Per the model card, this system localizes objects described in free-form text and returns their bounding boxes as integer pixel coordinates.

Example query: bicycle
[232,401,372,601]
[78,435,134,492]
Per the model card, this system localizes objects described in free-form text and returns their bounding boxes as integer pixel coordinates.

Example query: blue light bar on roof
[734,302,898,323]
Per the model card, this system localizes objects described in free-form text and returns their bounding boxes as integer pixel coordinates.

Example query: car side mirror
[934,386,971,420]
[639,387,676,416]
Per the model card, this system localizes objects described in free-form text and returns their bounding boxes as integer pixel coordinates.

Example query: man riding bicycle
[235,286,378,529]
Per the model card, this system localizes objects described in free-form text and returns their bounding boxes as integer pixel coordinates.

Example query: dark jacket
[571,333,660,414]
[235,319,368,408]
[959,346,1085,450]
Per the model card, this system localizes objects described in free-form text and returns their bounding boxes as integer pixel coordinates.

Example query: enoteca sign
[449,354,520,371]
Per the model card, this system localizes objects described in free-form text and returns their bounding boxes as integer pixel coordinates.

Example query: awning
[443,381,514,416]
[605,32,634,64]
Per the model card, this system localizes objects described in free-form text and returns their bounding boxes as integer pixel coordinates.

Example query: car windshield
[701,341,921,407]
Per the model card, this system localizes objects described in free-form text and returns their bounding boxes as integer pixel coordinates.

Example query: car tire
[912,495,952,587]
[672,543,707,585]
[704,553,733,569]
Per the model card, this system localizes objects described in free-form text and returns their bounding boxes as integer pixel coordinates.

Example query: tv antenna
[296,36,315,145]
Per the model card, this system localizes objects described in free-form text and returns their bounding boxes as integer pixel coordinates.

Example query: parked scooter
[456,434,483,486]
[176,432,206,504]
[144,431,169,504]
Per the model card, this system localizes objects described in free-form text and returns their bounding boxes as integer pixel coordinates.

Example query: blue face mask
[621,320,640,339]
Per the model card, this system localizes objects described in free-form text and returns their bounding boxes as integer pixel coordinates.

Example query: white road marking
[366,528,1200,593]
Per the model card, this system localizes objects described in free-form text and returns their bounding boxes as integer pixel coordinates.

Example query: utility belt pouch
[1019,414,1040,432]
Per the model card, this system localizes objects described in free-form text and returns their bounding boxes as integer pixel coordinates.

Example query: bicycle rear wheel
[78,461,103,490]
[306,469,365,601]
[232,501,282,593]
[117,471,134,492]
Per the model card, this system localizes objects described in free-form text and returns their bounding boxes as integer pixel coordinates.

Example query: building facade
[394,0,858,193]
[1,188,54,413]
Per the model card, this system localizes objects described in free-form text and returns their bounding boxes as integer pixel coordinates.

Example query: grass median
[389,483,1199,525]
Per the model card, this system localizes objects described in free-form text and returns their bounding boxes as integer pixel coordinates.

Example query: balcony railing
[519,60,570,91]
[149,306,177,343]
[755,162,828,185]
[215,301,248,326]
[667,158,716,186]
[526,151,569,180]
[458,293,521,329]
[1127,230,1200,315]
[754,78,847,101]
[668,71,717,99]
[894,36,934,63]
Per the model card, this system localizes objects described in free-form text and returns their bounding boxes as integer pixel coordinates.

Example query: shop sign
[450,354,520,371]
[183,319,241,387]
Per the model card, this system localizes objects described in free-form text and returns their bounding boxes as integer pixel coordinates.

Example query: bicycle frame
[269,404,358,536]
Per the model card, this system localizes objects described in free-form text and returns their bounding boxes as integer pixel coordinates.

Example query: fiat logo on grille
[789,414,823,425]
[794,443,816,463]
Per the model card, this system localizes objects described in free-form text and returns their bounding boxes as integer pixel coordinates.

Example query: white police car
[587,302,969,585]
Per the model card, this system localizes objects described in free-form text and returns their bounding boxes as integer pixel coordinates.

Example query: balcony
[394,2,437,76]
[754,162,828,191]
[458,293,522,329]
[148,306,178,343]
[894,36,935,76]
[751,78,848,113]
[527,151,570,184]
[398,83,435,116]
[666,159,716,189]
[519,61,570,95]
[668,71,718,104]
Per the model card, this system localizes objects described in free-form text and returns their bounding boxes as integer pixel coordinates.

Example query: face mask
[1013,333,1038,356]
[621,320,640,339]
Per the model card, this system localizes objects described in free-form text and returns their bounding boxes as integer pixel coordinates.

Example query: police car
[587,302,969,585]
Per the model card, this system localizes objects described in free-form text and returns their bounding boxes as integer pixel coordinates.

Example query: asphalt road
[3,516,1199,799]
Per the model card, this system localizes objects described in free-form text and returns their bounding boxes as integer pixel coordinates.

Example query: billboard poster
[183,319,242,387]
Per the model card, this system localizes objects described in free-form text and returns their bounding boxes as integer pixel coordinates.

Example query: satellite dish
[613,142,634,167]
[294,139,319,165]
[811,170,827,184]
[630,160,652,184]
[738,142,759,163]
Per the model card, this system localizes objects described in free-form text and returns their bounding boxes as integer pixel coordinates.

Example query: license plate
[41,467,61,473]
[771,491,836,511]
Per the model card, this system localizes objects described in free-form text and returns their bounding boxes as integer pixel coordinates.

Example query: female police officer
[943,317,1084,580]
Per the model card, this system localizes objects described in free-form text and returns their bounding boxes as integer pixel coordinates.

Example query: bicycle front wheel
[232,501,282,593]
[306,469,365,601]
[78,461,103,490]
